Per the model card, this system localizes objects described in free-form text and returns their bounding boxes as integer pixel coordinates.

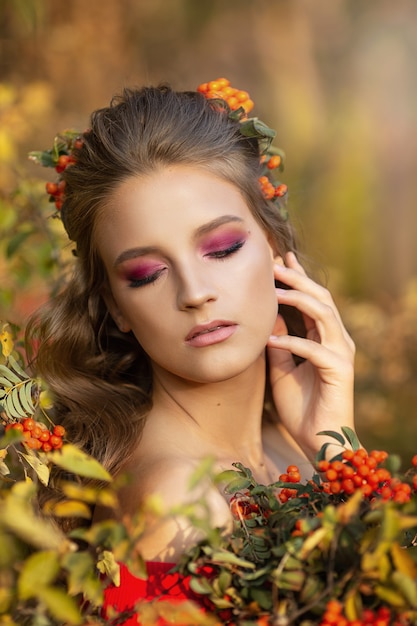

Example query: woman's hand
[267,252,356,462]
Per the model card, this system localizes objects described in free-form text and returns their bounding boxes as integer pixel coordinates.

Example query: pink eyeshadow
[122,262,164,281]
[200,231,246,254]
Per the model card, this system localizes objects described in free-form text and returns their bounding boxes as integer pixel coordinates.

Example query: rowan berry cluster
[320,599,409,626]
[278,449,417,504]
[318,448,414,502]
[258,175,288,201]
[45,136,83,210]
[197,77,254,114]
[5,418,65,452]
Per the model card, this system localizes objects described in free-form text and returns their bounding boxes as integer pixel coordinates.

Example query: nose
[176,263,218,311]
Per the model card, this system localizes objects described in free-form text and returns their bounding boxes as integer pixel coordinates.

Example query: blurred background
[0,0,416,457]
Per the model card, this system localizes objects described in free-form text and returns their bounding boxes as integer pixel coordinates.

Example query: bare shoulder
[117,455,232,562]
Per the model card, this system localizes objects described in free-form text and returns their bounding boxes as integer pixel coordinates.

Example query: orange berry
[46,182,58,196]
[412,475,417,490]
[8,422,24,432]
[279,473,289,482]
[393,490,411,504]
[330,460,344,473]
[226,96,239,109]
[287,464,299,473]
[25,437,42,450]
[50,435,63,449]
[361,483,373,497]
[235,90,249,102]
[22,418,35,431]
[381,486,392,500]
[376,468,391,482]
[357,464,370,477]
[222,86,237,97]
[326,468,338,482]
[365,456,377,470]
[353,474,364,487]
[53,425,66,437]
[274,184,288,197]
[342,449,354,461]
[330,480,342,494]
[341,465,354,479]
[55,154,71,173]
[42,442,52,452]
[267,155,282,169]
[197,82,208,93]
[208,80,221,91]
[241,98,254,113]
[367,471,380,486]
[216,78,230,89]
[341,478,355,494]
[31,425,42,439]
[352,454,365,467]
[317,460,330,472]
[39,429,51,442]
[288,471,301,483]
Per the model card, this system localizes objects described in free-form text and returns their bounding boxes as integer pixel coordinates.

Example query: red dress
[103,562,211,625]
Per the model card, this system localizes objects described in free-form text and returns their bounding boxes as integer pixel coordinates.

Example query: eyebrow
[114,215,244,266]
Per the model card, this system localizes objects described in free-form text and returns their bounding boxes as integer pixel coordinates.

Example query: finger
[268,333,354,378]
[274,264,354,351]
[276,287,352,350]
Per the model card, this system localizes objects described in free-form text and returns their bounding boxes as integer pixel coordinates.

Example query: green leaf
[7,354,30,379]
[341,426,361,451]
[0,364,21,384]
[18,551,60,599]
[223,475,252,494]
[18,380,36,414]
[316,430,346,445]
[1,481,67,550]
[5,387,25,419]
[211,551,255,568]
[37,587,82,624]
[96,550,120,586]
[48,443,112,481]
[391,571,417,608]
[190,576,213,595]
[20,451,50,486]
[6,229,34,258]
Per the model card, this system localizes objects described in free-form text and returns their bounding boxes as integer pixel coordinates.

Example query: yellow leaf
[18,551,59,600]
[96,550,120,586]
[391,542,417,578]
[0,325,13,358]
[344,589,362,621]
[48,443,112,482]
[50,499,92,519]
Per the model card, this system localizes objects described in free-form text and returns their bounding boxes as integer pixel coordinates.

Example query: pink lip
[185,321,237,347]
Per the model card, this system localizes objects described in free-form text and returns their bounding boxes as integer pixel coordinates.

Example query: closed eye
[206,240,245,259]
[128,267,166,288]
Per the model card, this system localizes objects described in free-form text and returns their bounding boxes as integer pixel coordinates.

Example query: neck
[150,355,268,467]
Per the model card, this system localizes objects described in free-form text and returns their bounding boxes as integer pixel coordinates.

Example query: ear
[102,288,131,333]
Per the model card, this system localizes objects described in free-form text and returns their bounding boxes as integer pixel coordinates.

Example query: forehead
[94,165,258,252]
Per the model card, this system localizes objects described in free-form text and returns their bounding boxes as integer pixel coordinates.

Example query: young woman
[30,81,355,621]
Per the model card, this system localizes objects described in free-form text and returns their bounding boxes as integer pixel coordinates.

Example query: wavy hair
[27,85,300,478]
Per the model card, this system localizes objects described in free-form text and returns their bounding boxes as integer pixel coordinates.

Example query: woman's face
[95,165,278,384]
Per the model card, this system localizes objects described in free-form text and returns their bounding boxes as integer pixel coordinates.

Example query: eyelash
[128,240,245,288]
[205,239,245,259]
